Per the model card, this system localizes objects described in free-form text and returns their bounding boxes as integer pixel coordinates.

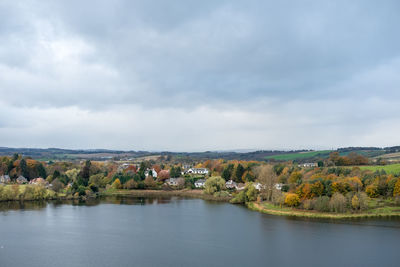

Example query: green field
[358,164,400,175]
[265,150,332,161]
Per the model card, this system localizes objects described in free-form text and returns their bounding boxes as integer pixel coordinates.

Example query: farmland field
[358,164,400,174]
[265,150,332,161]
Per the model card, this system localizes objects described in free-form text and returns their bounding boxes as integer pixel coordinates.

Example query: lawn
[265,150,332,161]
[357,163,400,175]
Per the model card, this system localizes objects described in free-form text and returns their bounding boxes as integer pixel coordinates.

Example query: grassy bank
[248,201,400,219]
[100,189,232,202]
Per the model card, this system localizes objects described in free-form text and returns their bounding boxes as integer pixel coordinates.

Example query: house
[194,179,206,188]
[30,177,48,186]
[182,164,192,170]
[254,183,264,191]
[298,162,318,168]
[275,183,283,190]
[145,168,158,178]
[165,178,179,186]
[0,175,11,184]
[187,168,209,175]
[16,176,28,184]
[225,180,237,189]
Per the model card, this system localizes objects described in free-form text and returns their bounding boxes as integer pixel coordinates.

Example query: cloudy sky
[0,0,399,151]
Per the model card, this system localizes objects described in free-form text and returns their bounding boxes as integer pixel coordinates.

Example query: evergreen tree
[221,164,234,181]
[19,159,29,179]
[235,164,245,183]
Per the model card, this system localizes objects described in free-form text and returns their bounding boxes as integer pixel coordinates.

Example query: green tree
[36,163,47,178]
[235,164,245,183]
[221,164,234,181]
[204,176,226,195]
[19,159,29,179]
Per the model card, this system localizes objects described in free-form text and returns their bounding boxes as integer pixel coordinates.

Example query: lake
[0,197,399,267]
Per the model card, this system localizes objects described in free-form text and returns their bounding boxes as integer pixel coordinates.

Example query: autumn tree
[256,165,277,201]
[285,193,300,207]
[351,194,360,210]
[393,179,400,197]
[329,192,347,213]
[111,178,122,189]
[144,176,156,188]
[288,171,302,185]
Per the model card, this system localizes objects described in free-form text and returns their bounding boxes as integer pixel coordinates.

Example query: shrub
[365,184,378,198]
[329,192,347,213]
[285,193,300,207]
[111,178,122,189]
[313,196,330,212]
[357,192,368,211]
[302,199,313,210]
[144,176,156,188]
[77,185,86,196]
[89,183,99,193]
[124,179,138,189]
[213,191,230,198]
[230,191,246,204]
[271,190,285,206]
[351,195,360,210]
[393,178,400,197]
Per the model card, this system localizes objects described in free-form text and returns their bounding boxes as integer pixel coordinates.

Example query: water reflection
[0,196,180,213]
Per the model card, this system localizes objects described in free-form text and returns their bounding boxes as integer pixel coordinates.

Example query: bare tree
[256,165,277,201]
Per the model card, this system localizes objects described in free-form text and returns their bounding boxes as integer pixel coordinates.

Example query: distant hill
[0,146,399,162]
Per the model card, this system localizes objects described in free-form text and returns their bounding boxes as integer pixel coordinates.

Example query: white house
[298,162,318,168]
[275,183,283,190]
[225,180,237,189]
[254,183,264,191]
[187,168,209,175]
[0,175,11,184]
[30,177,48,186]
[194,179,206,188]
[145,168,158,178]
[165,178,179,186]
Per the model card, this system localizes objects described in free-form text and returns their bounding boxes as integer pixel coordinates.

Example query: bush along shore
[247,201,400,219]
[100,188,232,202]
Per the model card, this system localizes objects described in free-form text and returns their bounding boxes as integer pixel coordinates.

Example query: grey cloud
[0,0,400,150]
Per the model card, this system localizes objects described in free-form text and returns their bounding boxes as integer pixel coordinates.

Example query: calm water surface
[0,197,399,267]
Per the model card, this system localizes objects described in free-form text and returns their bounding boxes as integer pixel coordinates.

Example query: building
[16,176,28,184]
[187,168,209,175]
[145,168,158,178]
[0,175,11,184]
[275,183,283,190]
[298,162,318,168]
[194,179,206,188]
[165,178,179,186]
[254,183,264,191]
[225,180,237,189]
[30,177,48,186]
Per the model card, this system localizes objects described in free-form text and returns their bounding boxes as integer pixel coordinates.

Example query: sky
[0,0,400,151]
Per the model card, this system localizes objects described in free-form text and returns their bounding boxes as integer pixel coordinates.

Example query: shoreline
[247,202,400,219]
[100,189,232,202]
